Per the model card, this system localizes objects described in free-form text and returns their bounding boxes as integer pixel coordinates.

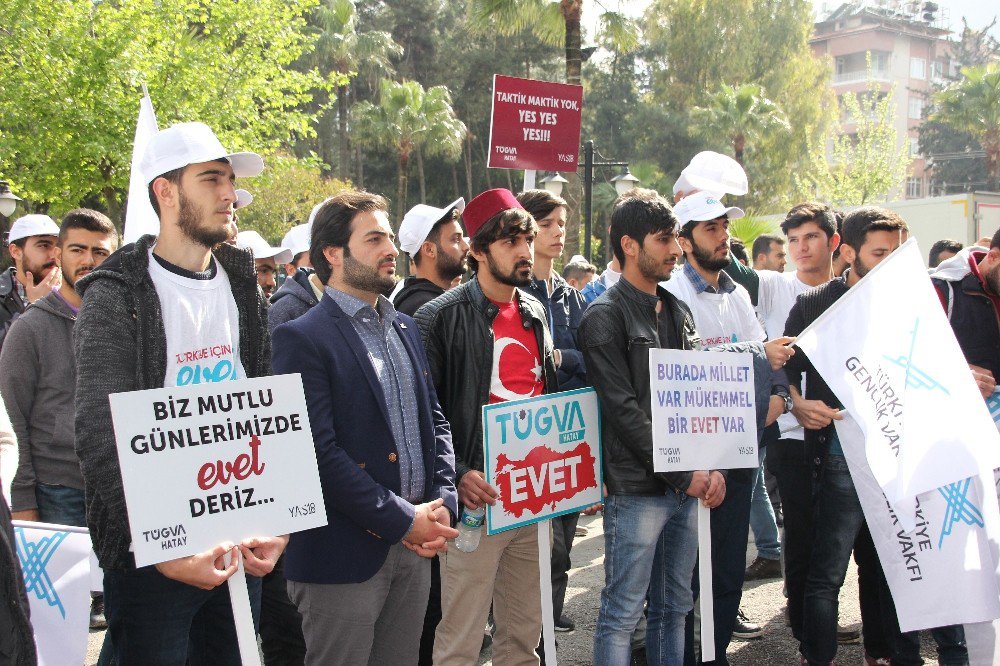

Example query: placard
[483,388,602,534]
[649,349,758,472]
[487,74,583,172]
[109,374,327,567]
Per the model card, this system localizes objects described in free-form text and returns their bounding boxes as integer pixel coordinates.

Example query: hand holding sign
[458,470,499,510]
[764,336,796,371]
[154,541,241,590]
[238,534,289,577]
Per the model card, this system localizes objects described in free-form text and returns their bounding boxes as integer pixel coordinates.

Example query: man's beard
[23,257,56,284]
[343,249,396,295]
[690,238,730,272]
[852,255,876,280]
[177,190,234,248]
[436,246,468,281]
[486,253,532,287]
[62,264,94,288]
[637,248,675,282]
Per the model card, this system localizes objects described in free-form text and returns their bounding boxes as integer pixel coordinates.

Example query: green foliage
[353,80,466,223]
[0,0,326,217]
[689,84,790,165]
[932,63,1000,186]
[236,153,350,245]
[728,215,779,247]
[797,77,910,206]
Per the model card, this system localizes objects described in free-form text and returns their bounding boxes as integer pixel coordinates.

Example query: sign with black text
[109,374,327,567]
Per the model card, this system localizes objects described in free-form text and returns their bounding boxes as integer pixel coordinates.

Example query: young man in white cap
[663,191,793,664]
[0,213,61,349]
[236,230,292,299]
[269,220,323,333]
[73,121,286,664]
[393,197,468,317]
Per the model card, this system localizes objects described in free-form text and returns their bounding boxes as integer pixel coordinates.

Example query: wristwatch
[778,392,794,414]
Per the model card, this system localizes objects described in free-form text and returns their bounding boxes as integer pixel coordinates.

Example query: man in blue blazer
[272,190,459,666]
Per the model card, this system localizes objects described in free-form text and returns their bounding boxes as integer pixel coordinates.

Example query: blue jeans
[103,565,262,665]
[594,492,698,666]
[749,448,780,561]
[802,455,866,665]
[34,483,86,527]
[684,467,755,665]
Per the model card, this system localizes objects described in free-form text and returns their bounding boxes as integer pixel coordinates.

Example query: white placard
[649,349,758,472]
[484,388,602,535]
[109,374,327,567]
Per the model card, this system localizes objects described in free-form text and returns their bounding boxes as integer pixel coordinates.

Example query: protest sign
[483,388,601,535]
[649,349,758,473]
[13,521,91,666]
[795,239,1000,527]
[109,373,327,567]
[834,416,1000,631]
[487,75,583,172]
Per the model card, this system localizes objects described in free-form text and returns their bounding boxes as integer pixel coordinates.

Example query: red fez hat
[461,188,525,239]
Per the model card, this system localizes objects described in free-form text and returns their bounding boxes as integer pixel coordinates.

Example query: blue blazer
[272,293,459,584]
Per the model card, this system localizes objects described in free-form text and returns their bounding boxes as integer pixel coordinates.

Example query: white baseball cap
[235,189,253,210]
[673,151,748,197]
[281,222,312,258]
[674,191,744,228]
[140,122,264,185]
[398,198,465,256]
[8,214,59,243]
[236,230,292,264]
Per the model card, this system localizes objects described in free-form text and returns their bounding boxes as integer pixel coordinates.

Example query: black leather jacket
[578,277,701,495]
[414,278,558,481]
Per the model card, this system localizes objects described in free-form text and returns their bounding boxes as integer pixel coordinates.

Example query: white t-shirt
[662,268,765,349]
[755,270,814,439]
[148,249,246,388]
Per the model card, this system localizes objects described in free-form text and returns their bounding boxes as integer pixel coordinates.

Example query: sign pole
[698,504,715,662]
[524,169,537,191]
[226,552,262,666]
[538,521,557,665]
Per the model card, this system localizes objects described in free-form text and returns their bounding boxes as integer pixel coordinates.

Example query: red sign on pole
[487,75,584,172]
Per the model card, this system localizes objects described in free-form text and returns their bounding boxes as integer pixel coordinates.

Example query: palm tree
[933,63,1000,188]
[469,0,638,86]
[353,80,467,231]
[690,84,790,166]
[307,0,402,180]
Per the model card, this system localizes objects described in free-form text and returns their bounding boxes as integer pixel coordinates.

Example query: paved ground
[87,512,942,665]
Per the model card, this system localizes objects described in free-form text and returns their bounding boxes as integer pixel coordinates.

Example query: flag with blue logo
[794,239,1000,529]
[13,521,92,666]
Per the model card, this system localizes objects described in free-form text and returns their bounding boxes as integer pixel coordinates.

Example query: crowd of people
[0,121,997,666]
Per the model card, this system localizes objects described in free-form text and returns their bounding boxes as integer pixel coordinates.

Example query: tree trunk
[337,83,351,181]
[985,132,1000,190]
[733,134,746,166]
[452,165,460,199]
[464,134,474,200]
[356,146,365,189]
[481,137,493,188]
[562,1,583,86]
[417,147,426,204]
[396,151,410,231]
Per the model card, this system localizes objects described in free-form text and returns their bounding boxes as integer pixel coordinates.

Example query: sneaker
[837,625,861,644]
[864,654,890,666]
[732,609,763,640]
[554,615,575,632]
[89,596,107,630]
[575,525,589,537]
[744,556,782,581]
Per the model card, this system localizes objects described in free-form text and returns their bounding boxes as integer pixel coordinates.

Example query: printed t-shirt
[489,298,544,404]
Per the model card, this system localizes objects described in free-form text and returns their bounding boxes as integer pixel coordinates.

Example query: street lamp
[611,167,640,197]
[580,141,639,264]
[539,173,569,197]
[0,181,21,219]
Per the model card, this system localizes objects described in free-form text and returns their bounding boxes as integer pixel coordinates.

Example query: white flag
[123,91,159,245]
[795,239,1000,525]
[13,521,92,666]
[835,417,1000,631]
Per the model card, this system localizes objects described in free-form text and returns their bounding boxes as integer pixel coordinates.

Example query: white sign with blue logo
[483,388,602,535]
[13,521,92,666]
[649,349,758,472]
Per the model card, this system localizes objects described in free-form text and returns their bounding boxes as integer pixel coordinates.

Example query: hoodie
[392,276,445,317]
[0,291,81,512]
[268,267,321,334]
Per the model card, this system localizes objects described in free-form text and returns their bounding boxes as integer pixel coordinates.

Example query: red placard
[487,75,583,172]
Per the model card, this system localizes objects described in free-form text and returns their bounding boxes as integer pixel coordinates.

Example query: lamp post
[545,141,640,264]
[0,181,21,219]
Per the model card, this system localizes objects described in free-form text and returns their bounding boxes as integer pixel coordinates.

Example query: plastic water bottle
[455,506,486,552]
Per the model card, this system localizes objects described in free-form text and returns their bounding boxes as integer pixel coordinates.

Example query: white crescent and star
[490,337,543,402]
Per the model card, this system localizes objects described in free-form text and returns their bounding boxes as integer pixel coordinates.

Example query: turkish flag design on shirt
[490,299,544,404]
